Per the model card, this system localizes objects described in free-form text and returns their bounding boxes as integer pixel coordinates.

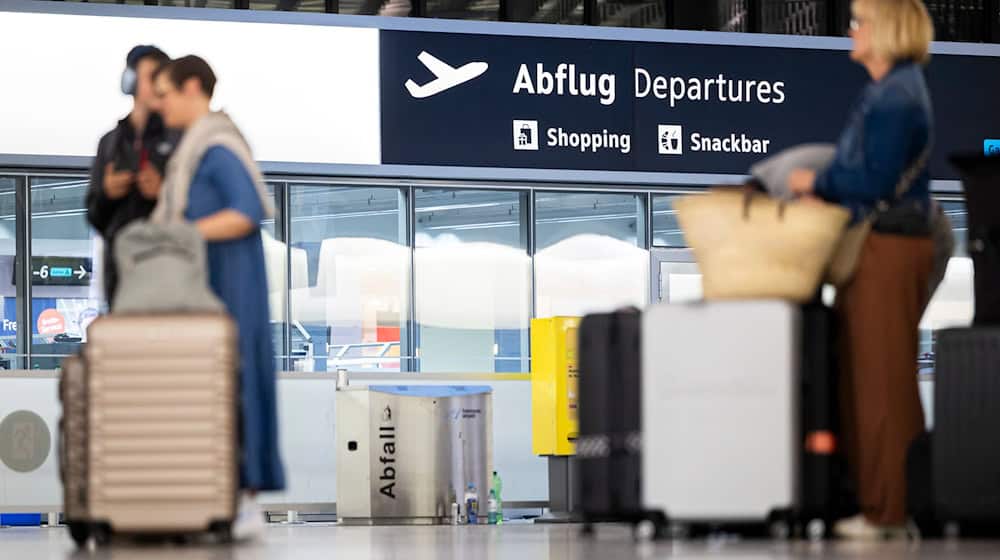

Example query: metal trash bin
[336,385,493,525]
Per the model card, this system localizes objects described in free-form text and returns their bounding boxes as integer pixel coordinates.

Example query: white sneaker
[834,514,908,541]
[232,493,267,542]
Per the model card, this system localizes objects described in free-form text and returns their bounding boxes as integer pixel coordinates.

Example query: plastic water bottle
[464,483,479,525]
[492,471,504,525]
[488,489,499,525]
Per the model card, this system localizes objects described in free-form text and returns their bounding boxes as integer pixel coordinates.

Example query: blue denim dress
[814,62,934,223]
[185,145,286,492]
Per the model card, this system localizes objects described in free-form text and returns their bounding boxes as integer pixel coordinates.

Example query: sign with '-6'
[12,257,93,287]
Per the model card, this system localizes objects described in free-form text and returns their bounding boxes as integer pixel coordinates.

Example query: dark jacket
[87,113,180,304]
[814,62,933,223]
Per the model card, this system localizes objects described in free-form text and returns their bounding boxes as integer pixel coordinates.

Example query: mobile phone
[113,149,138,173]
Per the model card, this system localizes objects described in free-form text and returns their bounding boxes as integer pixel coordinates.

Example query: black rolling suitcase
[798,302,847,539]
[951,154,1000,325]
[576,308,658,533]
[931,328,1000,533]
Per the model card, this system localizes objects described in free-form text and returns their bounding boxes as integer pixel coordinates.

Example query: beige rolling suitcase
[60,354,89,542]
[59,314,238,546]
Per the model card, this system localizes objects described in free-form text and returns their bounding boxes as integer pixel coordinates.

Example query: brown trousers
[836,232,934,526]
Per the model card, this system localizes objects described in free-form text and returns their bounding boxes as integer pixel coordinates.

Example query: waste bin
[336,385,493,525]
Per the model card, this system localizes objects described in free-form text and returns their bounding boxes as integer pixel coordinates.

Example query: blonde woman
[788,0,935,540]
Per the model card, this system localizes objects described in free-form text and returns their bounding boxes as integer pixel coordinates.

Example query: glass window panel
[61,0,167,3]
[651,194,686,248]
[414,189,529,373]
[426,0,498,20]
[535,191,647,317]
[288,185,407,372]
[598,0,666,28]
[262,182,285,371]
[918,199,971,425]
[760,0,829,35]
[510,0,584,24]
[339,0,408,15]
[251,0,328,10]
[719,0,750,31]
[941,201,968,258]
[263,182,280,238]
[154,0,236,7]
[926,1,993,42]
[0,177,16,367]
[29,176,102,369]
[921,200,973,359]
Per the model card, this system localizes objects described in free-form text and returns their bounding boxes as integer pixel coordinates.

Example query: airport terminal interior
[1,0,999,558]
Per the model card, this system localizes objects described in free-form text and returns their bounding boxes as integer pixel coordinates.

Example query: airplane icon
[405,51,488,99]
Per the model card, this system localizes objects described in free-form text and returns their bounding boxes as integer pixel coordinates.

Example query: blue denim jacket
[814,62,933,222]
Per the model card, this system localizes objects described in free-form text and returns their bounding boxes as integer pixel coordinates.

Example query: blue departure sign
[381,30,1000,181]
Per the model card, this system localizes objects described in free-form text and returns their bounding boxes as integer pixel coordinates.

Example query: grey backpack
[112,220,224,314]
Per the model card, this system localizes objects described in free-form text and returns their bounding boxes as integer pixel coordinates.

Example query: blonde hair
[853,0,935,64]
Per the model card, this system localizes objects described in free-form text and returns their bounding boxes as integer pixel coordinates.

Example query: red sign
[37,309,66,336]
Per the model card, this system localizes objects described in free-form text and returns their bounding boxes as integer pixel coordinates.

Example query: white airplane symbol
[405,51,488,99]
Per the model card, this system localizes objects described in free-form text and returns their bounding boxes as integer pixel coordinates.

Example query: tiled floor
[2,523,1000,559]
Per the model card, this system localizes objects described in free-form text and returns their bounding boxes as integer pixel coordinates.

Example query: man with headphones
[87,45,180,306]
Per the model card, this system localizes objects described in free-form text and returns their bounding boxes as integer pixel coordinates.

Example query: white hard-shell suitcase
[641,300,800,535]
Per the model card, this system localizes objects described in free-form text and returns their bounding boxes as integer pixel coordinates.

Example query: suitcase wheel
[666,522,690,540]
[805,518,827,541]
[91,523,112,547]
[210,521,234,544]
[634,512,670,541]
[944,522,961,539]
[67,521,90,548]
[767,513,792,541]
[770,520,791,541]
[634,520,656,541]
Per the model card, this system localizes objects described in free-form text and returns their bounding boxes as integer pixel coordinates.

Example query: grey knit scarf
[153,111,275,224]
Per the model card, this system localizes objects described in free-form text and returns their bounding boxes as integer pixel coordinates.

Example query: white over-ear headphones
[121,45,165,96]
[120,66,138,96]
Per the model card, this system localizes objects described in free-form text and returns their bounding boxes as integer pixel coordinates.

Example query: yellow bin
[530,316,581,457]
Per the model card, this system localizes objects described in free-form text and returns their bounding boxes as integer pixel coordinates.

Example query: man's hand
[103,163,134,200]
[136,164,163,201]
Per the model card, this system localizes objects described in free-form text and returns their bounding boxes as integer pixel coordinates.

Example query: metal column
[15,176,30,370]
[276,182,292,372]
[401,187,418,372]
[522,190,534,373]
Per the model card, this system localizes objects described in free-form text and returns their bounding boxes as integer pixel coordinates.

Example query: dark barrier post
[667,1,720,30]
[987,0,1000,42]
[501,0,537,23]
[827,0,849,37]
[583,0,597,26]
[746,0,761,33]
[14,176,29,370]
